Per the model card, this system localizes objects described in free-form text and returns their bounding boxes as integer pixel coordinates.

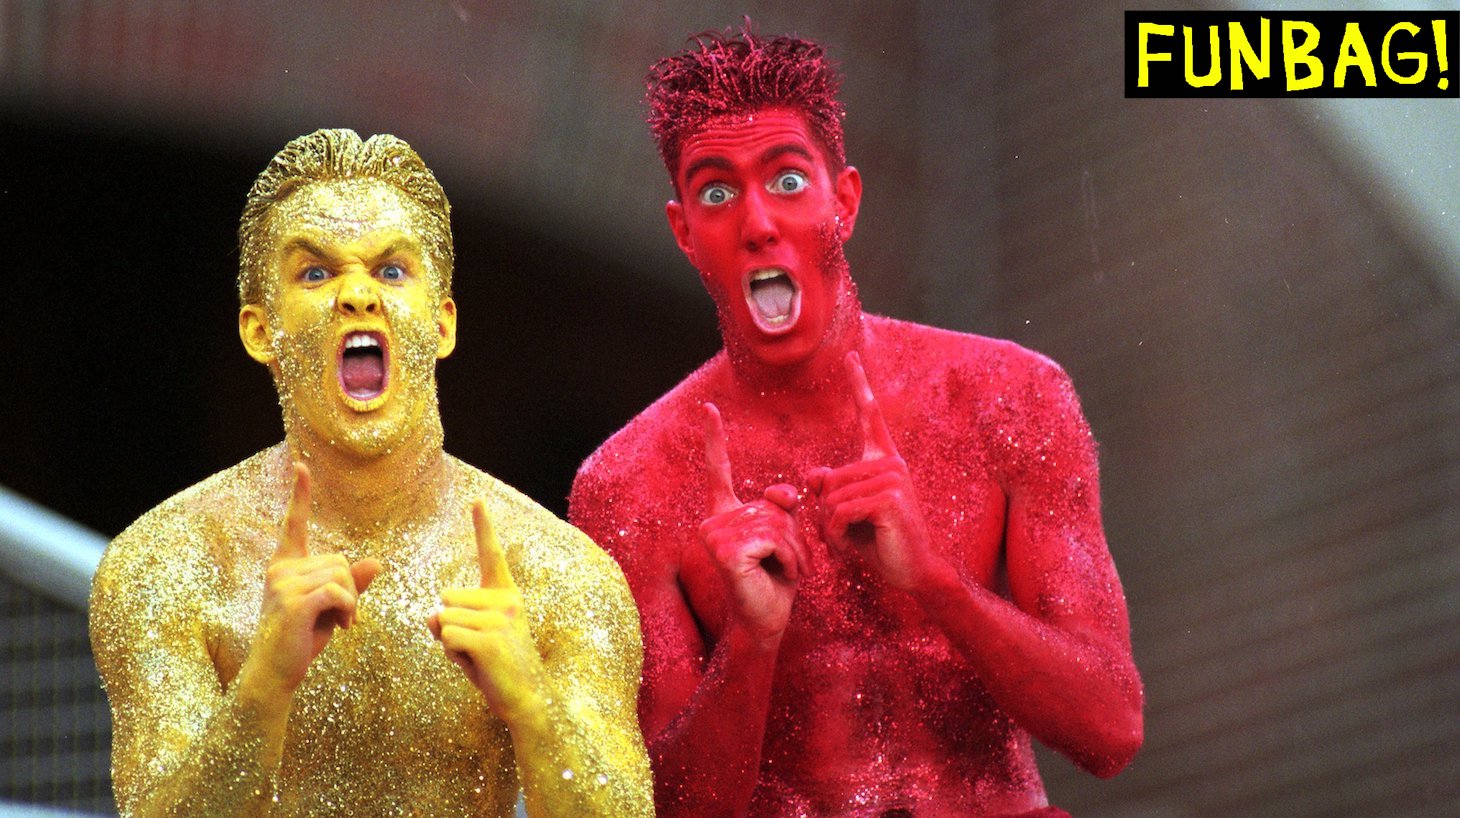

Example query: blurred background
[1,1,1456,815]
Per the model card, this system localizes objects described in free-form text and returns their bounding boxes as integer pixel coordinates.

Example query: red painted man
[569,29,1143,817]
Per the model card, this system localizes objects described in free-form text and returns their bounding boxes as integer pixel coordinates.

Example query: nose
[740,190,778,252]
[336,274,382,316]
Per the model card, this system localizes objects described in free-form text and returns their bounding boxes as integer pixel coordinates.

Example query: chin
[332,430,398,457]
[291,403,411,459]
[745,335,820,369]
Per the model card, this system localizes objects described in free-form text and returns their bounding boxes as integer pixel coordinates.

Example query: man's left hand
[429,500,547,724]
[808,351,943,593]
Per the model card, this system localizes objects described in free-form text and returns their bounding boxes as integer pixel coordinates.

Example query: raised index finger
[846,351,898,460]
[702,402,740,515]
[472,499,515,589]
[275,461,312,560]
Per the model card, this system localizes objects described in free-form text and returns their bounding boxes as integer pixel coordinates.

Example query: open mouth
[338,331,389,404]
[744,269,800,334]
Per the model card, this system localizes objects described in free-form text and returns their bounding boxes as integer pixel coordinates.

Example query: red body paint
[571,27,1140,817]
[572,311,1135,815]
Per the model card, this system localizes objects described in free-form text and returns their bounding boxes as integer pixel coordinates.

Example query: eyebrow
[683,143,816,187]
[371,238,420,262]
[682,155,734,185]
[279,237,330,262]
[761,144,815,166]
[279,236,420,264]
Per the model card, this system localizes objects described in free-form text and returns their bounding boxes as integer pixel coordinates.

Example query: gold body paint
[90,132,652,817]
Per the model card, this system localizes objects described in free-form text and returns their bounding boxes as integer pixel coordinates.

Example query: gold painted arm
[509,539,653,818]
[90,524,286,817]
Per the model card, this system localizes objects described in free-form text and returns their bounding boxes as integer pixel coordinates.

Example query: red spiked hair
[646,24,847,181]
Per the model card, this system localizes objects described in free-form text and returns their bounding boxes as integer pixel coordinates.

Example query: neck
[283,411,451,538]
[723,280,865,416]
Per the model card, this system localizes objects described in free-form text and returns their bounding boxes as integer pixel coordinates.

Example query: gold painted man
[89,129,652,817]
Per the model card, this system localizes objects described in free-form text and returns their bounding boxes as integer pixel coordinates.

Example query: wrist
[491,649,556,730]
[725,621,784,659]
[234,656,298,718]
[499,681,555,749]
[907,554,966,616]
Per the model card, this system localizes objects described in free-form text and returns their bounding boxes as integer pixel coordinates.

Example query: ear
[239,304,275,364]
[833,165,863,243]
[666,199,696,265]
[435,297,458,359]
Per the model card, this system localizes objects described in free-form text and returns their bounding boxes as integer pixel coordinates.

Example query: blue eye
[698,184,735,206]
[302,266,329,283]
[771,170,808,195]
[379,263,405,281]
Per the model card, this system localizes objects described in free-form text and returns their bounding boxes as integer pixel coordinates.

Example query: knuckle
[714,541,738,564]
[705,527,735,549]
[721,544,755,568]
[442,587,478,608]
[440,624,466,646]
[281,594,310,617]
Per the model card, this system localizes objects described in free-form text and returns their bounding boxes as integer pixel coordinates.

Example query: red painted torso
[572,315,1105,816]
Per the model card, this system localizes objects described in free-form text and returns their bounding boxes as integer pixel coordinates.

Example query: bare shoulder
[96,447,285,588]
[864,315,1081,418]
[451,458,635,615]
[859,316,1092,483]
[864,314,1067,385]
[89,446,288,661]
[569,356,721,568]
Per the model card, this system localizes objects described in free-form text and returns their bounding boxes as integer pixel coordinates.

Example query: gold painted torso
[201,474,517,817]
[93,444,648,817]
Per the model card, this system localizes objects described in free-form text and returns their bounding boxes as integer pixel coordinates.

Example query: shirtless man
[569,30,1143,816]
[90,129,651,817]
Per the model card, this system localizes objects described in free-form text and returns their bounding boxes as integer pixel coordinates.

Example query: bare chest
[677,415,1008,645]
[200,531,516,806]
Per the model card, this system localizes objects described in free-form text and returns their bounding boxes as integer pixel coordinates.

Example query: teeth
[345,334,380,349]
[751,269,786,282]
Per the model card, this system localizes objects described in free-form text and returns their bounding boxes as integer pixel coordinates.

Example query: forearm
[916,562,1143,776]
[506,681,653,818]
[122,682,291,818]
[647,626,780,818]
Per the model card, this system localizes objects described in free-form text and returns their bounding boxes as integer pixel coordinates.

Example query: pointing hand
[245,462,382,693]
[429,500,548,722]
[698,403,809,644]
[807,352,939,592]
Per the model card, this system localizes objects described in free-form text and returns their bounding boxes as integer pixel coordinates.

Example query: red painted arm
[570,406,808,816]
[812,351,1143,777]
[919,357,1143,776]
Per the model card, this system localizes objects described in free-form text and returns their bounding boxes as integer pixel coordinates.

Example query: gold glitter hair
[237,129,454,305]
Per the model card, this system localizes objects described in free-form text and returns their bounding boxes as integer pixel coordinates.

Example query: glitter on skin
[89,130,652,817]
[570,29,1142,818]
[256,179,451,460]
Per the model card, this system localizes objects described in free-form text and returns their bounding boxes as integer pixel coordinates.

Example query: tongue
[341,351,385,398]
[750,276,795,321]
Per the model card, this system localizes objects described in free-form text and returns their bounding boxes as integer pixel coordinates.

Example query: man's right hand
[697,403,809,646]
[240,462,382,696]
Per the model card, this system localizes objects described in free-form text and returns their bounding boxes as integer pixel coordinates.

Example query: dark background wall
[1,2,1456,815]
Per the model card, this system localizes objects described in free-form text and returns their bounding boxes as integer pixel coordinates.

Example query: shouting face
[667,108,861,371]
[239,179,457,458]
